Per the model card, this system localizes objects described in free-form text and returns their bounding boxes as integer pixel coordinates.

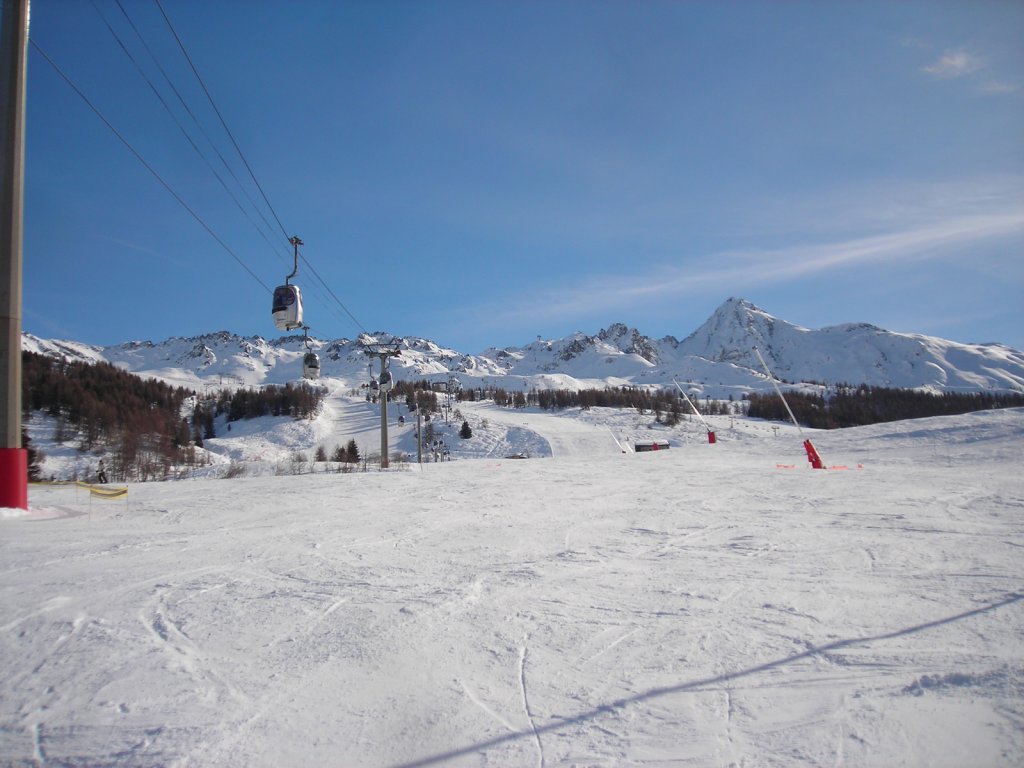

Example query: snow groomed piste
[3,408,1023,766]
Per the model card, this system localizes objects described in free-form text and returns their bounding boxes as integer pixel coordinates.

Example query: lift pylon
[362,342,402,469]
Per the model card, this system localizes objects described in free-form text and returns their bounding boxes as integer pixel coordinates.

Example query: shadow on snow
[392,592,1024,768]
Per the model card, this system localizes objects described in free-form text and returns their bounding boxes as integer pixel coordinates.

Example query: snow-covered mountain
[22,298,1024,396]
[667,297,1024,392]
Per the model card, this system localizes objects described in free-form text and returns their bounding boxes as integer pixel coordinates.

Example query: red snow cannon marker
[752,346,827,470]
[672,379,718,446]
[803,439,823,469]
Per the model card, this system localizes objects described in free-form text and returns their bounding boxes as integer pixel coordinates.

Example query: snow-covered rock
[22,298,1024,396]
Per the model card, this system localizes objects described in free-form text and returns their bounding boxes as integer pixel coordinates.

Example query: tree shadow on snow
[392,592,1023,768]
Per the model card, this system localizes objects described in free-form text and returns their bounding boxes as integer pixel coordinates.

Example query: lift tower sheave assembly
[0,0,28,510]
[363,344,401,469]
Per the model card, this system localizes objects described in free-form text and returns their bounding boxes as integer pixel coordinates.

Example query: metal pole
[379,357,389,469]
[752,346,804,437]
[380,391,387,468]
[752,346,825,468]
[363,345,400,470]
[0,0,28,510]
[672,379,712,432]
[286,235,301,282]
[416,408,422,465]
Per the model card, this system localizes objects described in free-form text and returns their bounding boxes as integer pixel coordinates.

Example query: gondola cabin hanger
[272,236,304,331]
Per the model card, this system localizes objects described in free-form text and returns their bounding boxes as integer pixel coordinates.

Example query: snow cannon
[803,439,824,469]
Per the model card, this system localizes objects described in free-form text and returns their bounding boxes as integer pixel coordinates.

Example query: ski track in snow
[518,645,545,768]
[3,408,1024,766]
[458,679,519,734]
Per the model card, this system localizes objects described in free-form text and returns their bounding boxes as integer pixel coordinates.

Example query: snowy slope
[3,408,1023,766]
[22,298,1024,398]
[669,297,1024,392]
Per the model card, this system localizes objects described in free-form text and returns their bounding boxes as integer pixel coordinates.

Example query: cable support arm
[286,235,301,282]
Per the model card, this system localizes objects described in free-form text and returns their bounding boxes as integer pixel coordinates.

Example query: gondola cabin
[378,369,394,393]
[303,351,320,380]
[272,284,303,331]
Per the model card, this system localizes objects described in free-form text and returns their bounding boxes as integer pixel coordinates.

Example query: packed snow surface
[3,408,1023,766]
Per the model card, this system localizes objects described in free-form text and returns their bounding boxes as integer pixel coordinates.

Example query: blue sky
[23,0,1024,353]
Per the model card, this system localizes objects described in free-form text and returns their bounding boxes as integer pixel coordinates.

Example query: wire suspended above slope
[35,2,374,342]
[30,39,273,296]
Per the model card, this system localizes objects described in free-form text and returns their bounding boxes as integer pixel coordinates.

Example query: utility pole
[0,0,28,510]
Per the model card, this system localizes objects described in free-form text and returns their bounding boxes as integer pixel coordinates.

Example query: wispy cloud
[976,80,1019,95]
[109,237,191,268]
[470,209,1024,328]
[918,46,1019,95]
[922,49,983,78]
[23,308,81,341]
[900,36,931,51]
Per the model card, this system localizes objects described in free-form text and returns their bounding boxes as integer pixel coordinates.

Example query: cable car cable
[91,0,288,272]
[153,0,375,337]
[297,251,370,335]
[107,0,291,269]
[64,4,374,341]
[35,32,365,343]
[45,19,359,338]
[30,39,273,295]
[154,0,291,244]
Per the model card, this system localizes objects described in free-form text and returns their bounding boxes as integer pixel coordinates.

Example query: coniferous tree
[745,386,1024,429]
[460,420,473,439]
[345,439,361,464]
[21,350,193,480]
